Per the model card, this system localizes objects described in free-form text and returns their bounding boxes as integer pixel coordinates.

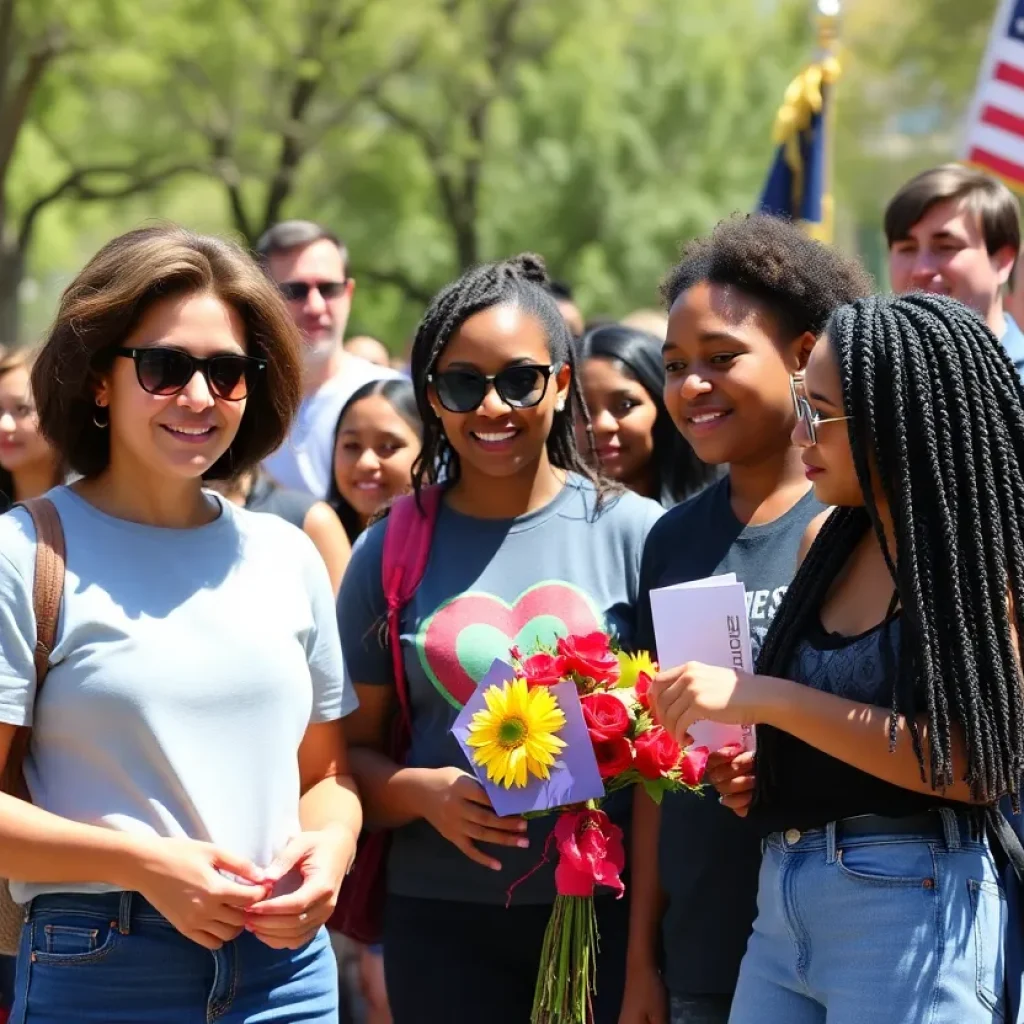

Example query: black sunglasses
[278,280,348,302]
[115,347,266,402]
[426,364,558,414]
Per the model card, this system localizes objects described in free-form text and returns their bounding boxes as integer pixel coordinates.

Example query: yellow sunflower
[466,678,567,789]
[616,650,657,689]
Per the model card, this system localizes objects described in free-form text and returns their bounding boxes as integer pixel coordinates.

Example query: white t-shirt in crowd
[0,486,357,902]
[263,355,400,498]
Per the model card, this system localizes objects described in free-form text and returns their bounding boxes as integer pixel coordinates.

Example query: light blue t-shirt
[0,486,356,903]
[1003,313,1024,381]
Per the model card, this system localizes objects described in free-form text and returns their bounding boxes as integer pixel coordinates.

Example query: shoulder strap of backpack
[2,498,66,798]
[17,498,66,688]
[381,487,442,727]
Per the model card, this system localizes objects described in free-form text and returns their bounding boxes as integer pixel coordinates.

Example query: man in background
[258,220,398,498]
[344,336,391,368]
[885,164,1024,375]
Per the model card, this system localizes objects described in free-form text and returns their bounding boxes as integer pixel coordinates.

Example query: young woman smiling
[621,216,871,1024]
[338,254,663,1024]
[0,350,62,513]
[0,225,361,1023]
[663,293,1024,1023]
[327,378,422,543]
[576,324,714,506]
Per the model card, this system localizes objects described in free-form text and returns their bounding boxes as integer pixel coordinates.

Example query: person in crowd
[211,469,351,594]
[344,336,392,368]
[0,349,63,513]
[620,215,871,1024]
[0,225,361,1023]
[621,309,669,341]
[885,164,1024,374]
[338,253,663,1024]
[327,378,422,543]
[257,220,399,498]
[667,292,1024,1022]
[545,278,585,338]
[576,323,715,506]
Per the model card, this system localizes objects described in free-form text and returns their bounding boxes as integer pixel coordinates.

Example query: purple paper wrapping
[451,659,605,817]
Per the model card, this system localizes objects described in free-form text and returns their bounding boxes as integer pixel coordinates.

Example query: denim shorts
[11,890,338,1023]
[729,809,1006,1024]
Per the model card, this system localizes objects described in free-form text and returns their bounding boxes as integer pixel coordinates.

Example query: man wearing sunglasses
[257,220,398,498]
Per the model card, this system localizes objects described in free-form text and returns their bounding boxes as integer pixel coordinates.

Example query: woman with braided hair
[338,253,663,1023]
[654,291,1023,1023]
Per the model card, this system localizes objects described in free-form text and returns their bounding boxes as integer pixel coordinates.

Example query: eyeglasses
[426,364,558,414]
[790,376,850,444]
[115,347,266,402]
[278,280,348,302]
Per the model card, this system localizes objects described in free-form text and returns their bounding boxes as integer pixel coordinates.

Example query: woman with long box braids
[654,292,1024,1023]
[338,254,662,1023]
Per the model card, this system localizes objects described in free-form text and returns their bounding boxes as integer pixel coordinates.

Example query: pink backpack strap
[381,486,442,729]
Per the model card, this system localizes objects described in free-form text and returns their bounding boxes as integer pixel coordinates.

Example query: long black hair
[409,253,605,501]
[756,292,1024,806]
[577,324,716,506]
[326,377,422,542]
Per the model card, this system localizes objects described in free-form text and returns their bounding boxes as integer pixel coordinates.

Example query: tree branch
[0,32,65,184]
[359,267,434,305]
[208,131,254,242]
[17,162,198,253]
[0,0,17,109]
[257,0,382,234]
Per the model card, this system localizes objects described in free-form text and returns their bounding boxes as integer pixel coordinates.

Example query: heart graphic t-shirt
[338,475,662,904]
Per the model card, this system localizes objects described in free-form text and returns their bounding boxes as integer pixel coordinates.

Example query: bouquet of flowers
[452,631,707,1024]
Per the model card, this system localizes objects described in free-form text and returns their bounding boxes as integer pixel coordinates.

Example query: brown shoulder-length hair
[0,348,63,507]
[32,224,302,480]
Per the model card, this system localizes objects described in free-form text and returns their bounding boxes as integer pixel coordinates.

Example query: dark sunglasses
[426,364,559,414]
[278,280,347,302]
[115,347,266,401]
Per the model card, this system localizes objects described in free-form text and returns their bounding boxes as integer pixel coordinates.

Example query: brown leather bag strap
[17,498,66,688]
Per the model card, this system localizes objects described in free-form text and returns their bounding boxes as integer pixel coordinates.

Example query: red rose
[553,808,626,898]
[633,726,682,780]
[519,652,569,688]
[635,672,653,710]
[592,736,633,779]
[557,632,621,685]
[581,692,631,743]
[679,745,710,786]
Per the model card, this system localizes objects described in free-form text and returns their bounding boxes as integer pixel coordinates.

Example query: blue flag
[758,60,838,241]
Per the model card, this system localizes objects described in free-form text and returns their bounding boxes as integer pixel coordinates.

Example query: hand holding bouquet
[452,631,707,1024]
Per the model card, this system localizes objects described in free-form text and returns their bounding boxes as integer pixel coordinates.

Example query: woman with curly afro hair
[622,215,872,1024]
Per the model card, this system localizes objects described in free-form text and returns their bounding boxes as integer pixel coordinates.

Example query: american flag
[965,0,1024,190]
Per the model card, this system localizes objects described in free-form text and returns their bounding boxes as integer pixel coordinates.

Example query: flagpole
[816,0,841,244]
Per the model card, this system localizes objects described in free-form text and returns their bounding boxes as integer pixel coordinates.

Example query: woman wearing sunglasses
[658,293,1024,1023]
[0,225,361,1022]
[338,253,663,1024]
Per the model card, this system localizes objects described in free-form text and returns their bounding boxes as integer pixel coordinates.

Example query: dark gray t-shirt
[635,477,824,996]
[338,476,663,904]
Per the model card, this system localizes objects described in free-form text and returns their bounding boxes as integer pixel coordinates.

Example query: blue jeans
[11,891,339,1023]
[729,810,1006,1024]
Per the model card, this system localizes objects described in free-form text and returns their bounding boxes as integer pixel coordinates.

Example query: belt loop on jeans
[116,891,133,935]
[938,807,962,850]
[825,820,838,864]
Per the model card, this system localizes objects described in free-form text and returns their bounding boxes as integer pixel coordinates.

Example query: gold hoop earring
[92,407,109,429]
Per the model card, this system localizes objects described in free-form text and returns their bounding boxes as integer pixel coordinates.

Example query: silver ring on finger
[298,912,308,923]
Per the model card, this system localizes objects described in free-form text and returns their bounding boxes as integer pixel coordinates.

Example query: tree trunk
[0,239,22,345]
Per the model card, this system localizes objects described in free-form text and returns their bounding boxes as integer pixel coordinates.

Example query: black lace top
[751,612,963,836]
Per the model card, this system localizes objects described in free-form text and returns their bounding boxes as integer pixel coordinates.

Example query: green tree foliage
[24,0,989,349]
